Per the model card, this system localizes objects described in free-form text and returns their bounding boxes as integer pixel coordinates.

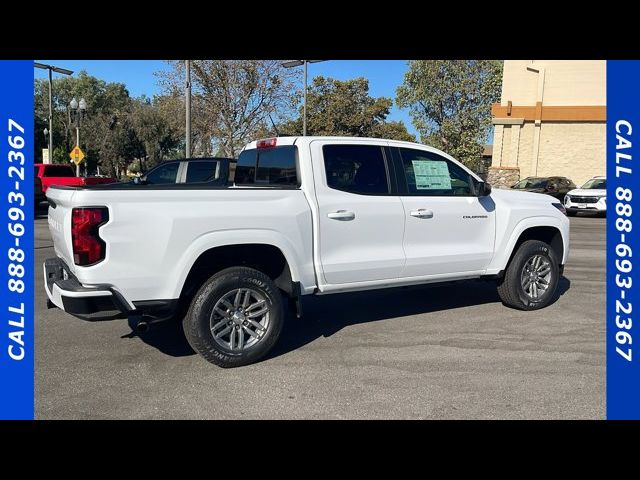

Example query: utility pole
[185,60,192,158]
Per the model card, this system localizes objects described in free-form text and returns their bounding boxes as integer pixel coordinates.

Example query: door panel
[311,141,405,285]
[393,147,495,277]
[400,196,495,276]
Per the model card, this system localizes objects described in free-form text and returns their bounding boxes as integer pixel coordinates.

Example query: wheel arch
[503,223,565,271]
[488,216,568,274]
[172,233,304,307]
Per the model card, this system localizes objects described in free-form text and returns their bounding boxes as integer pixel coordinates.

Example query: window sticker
[411,160,451,190]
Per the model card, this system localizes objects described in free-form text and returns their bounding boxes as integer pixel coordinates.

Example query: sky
[34,60,418,136]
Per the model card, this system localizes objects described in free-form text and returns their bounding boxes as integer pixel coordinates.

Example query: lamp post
[34,63,74,164]
[43,128,49,163]
[281,60,325,136]
[185,60,192,158]
[69,97,87,176]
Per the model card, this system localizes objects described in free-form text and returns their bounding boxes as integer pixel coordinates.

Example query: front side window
[145,162,179,184]
[514,177,548,189]
[398,148,473,196]
[323,145,389,195]
[185,161,219,183]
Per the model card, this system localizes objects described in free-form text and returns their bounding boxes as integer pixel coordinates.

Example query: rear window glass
[185,160,219,183]
[44,165,75,177]
[235,146,298,186]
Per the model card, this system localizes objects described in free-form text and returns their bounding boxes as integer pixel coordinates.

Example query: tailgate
[45,187,77,272]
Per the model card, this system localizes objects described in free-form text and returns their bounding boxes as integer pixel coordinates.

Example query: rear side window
[145,162,179,184]
[44,165,75,177]
[235,146,298,186]
[185,160,219,183]
[323,145,389,194]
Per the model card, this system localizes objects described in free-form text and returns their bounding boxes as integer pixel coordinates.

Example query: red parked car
[35,163,117,196]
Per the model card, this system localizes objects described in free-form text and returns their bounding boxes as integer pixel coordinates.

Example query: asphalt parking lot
[35,206,605,419]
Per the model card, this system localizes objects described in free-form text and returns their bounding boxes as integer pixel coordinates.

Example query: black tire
[566,210,577,217]
[497,240,560,310]
[183,266,284,368]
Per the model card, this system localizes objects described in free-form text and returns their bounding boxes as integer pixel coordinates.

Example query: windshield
[513,178,548,189]
[581,178,606,189]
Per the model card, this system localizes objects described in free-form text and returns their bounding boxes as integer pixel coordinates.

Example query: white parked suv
[44,136,570,367]
[564,176,606,216]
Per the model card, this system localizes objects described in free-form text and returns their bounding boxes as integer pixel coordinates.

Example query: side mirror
[133,177,141,185]
[477,181,492,197]
[133,176,147,185]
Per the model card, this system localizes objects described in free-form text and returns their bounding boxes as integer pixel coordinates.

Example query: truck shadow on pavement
[130,276,571,361]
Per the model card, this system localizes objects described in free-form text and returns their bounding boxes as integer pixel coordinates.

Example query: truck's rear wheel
[183,266,284,368]
[497,240,560,310]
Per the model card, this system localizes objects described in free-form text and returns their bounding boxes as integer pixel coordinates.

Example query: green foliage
[280,76,415,142]
[34,71,183,177]
[396,60,502,171]
[157,60,298,158]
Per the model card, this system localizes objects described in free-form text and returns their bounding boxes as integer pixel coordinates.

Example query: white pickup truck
[44,136,570,367]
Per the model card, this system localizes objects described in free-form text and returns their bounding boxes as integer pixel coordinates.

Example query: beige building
[488,60,606,188]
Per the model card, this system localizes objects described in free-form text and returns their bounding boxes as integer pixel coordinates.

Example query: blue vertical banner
[607,61,640,419]
[0,60,34,419]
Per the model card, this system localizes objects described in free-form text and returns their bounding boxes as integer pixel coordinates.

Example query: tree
[34,71,135,174]
[396,60,502,170]
[280,76,415,141]
[34,71,183,177]
[157,60,298,157]
[129,96,182,170]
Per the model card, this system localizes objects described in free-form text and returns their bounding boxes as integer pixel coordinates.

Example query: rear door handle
[410,209,434,218]
[327,210,356,221]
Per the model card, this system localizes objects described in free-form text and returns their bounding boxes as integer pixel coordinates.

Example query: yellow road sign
[70,145,85,165]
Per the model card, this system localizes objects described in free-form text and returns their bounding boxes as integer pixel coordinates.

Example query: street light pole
[185,60,192,158]
[70,97,86,176]
[303,60,307,136]
[34,63,73,163]
[48,68,53,162]
[281,60,325,136]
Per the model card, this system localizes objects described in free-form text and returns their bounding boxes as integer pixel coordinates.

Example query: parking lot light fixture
[69,97,87,176]
[34,62,74,164]
[281,60,326,136]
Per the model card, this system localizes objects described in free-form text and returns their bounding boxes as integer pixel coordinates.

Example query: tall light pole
[281,60,326,136]
[70,97,87,176]
[185,60,192,158]
[34,63,74,164]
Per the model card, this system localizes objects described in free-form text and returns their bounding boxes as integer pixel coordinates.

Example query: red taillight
[71,207,108,266]
[256,137,277,149]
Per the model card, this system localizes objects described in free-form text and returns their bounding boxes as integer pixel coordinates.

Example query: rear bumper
[43,257,133,320]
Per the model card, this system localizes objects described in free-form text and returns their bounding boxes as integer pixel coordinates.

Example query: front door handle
[410,209,434,219]
[327,210,356,221]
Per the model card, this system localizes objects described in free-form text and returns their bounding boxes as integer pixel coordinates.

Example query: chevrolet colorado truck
[44,136,570,368]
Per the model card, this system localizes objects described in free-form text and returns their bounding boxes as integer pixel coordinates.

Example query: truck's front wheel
[497,240,560,310]
[183,266,284,368]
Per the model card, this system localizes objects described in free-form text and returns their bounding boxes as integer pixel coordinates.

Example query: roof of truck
[244,136,440,152]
